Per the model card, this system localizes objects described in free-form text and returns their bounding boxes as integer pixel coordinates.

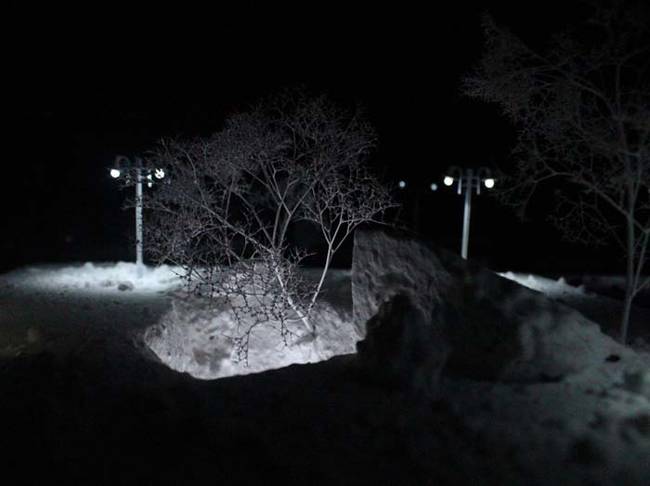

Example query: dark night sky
[5,1,618,274]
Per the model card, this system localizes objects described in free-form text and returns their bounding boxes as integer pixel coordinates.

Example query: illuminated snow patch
[498,271,586,298]
[144,294,359,379]
[12,262,183,294]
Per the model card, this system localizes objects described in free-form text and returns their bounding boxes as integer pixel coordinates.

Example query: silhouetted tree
[464,2,650,343]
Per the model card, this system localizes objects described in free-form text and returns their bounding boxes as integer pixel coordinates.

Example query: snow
[351,229,450,334]
[498,271,587,298]
[0,257,649,484]
[498,271,650,347]
[0,262,178,361]
[356,293,449,397]
[144,293,359,379]
[10,261,183,294]
[144,267,359,379]
[352,230,635,383]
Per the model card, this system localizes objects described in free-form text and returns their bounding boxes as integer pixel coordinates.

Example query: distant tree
[464,1,650,343]
[144,91,394,359]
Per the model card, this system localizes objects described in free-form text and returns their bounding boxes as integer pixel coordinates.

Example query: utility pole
[461,169,473,259]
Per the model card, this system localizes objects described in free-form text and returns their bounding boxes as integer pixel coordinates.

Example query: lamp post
[109,156,166,273]
[442,166,495,260]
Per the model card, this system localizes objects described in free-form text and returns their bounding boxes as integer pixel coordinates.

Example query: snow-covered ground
[0,262,181,360]
[500,271,650,348]
[11,261,184,294]
[498,271,588,298]
[0,262,648,485]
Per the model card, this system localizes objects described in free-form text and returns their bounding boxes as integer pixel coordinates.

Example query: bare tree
[144,92,394,359]
[463,1,650,343]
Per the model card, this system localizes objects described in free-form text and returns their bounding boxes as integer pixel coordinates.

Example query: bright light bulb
[443,176,454,186]
[154,168,165,179]
[430,183,438,191]
[110,169,121,178]
[484,178,495,189]
[398,180,406,189]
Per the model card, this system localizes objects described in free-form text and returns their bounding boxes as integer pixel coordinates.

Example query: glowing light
[110,169,121,178]
[154,168,165,179]
[443,176,454,186]
[430,183,438,191]
[398,180,406,189]
[484,178,495,189]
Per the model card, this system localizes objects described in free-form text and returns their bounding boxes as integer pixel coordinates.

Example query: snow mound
[444,272,634,382]
[352,230,451,334]
[353,230,634,384]
[144,292,359,379]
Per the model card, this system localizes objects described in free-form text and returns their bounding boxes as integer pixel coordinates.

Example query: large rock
[356,293,449,397]
[352,230,632,383]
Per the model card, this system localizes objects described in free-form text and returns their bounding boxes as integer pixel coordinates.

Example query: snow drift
[352,230,635,384]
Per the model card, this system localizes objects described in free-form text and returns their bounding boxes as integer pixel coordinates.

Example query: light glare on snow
[13,262,183,294]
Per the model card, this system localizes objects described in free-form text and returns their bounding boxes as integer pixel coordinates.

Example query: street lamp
[109,156,166,273]
[442,166,495,260]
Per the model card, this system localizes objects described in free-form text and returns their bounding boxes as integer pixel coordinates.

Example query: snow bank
[144,290,359,379]
[356,293,449,397]
[352,230,451,333]
[352,230,634,384]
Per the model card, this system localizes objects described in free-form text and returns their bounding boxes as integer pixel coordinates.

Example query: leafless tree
[463,1,650,343]
[144,91,394,359]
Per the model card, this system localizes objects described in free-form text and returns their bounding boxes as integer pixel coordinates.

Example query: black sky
[5,1,621,273]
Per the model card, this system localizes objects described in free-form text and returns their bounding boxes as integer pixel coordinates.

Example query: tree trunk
[621,212,635,344]
[620,290,633,345]
[272,265,315,336]
[309,249,332,313]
